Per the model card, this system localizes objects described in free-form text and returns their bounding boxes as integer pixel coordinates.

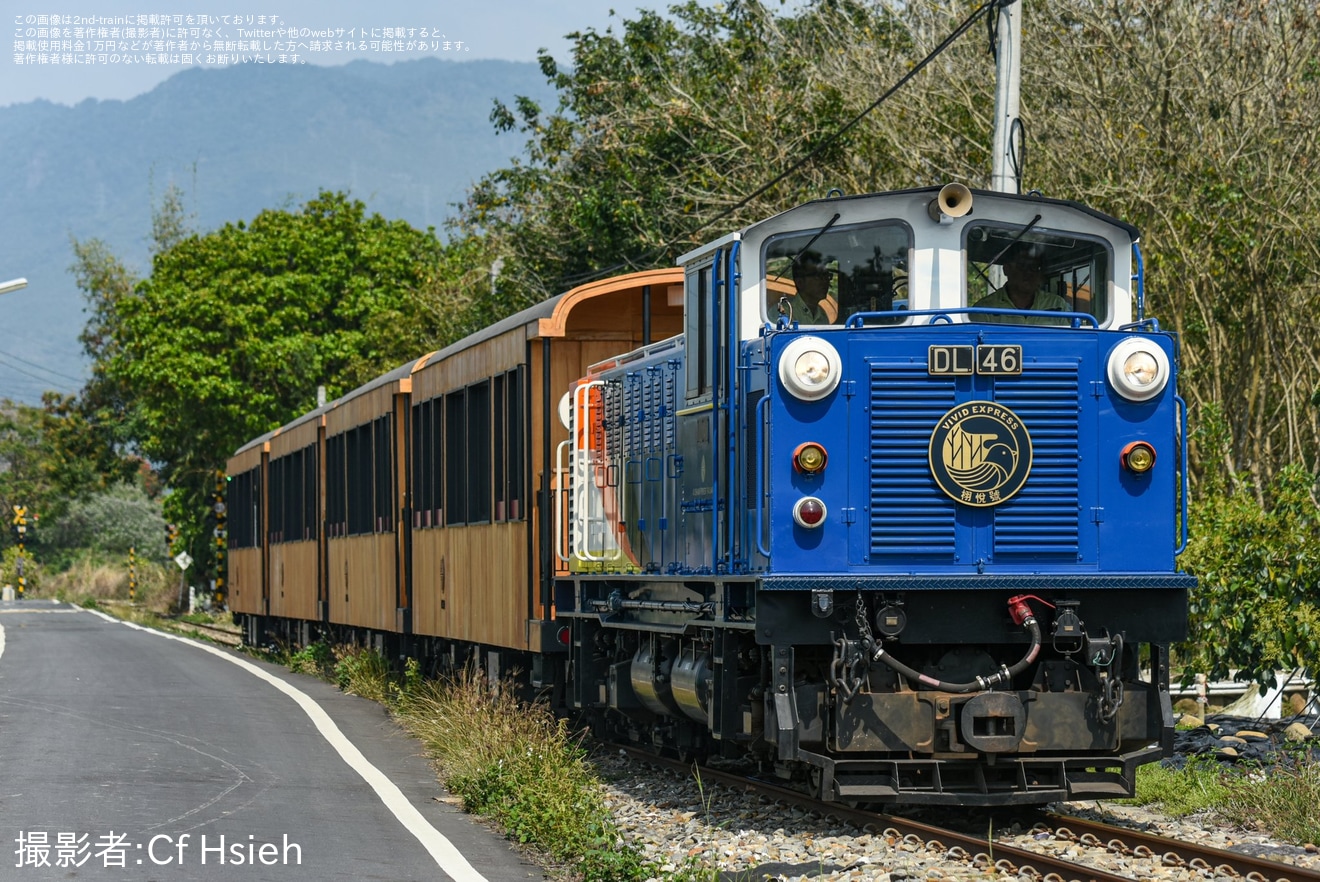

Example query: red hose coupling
[1007,594,1035,626]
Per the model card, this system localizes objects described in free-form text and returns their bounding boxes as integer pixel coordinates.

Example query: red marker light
[557,626,571,645]
[793,497,827,528]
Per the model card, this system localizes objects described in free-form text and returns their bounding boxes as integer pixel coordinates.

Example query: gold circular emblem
[928,403,1033,507]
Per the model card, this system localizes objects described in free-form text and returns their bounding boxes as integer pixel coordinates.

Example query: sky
[3,0,664,106]
[1,0,678,404]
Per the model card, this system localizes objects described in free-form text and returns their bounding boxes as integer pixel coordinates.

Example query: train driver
[789,252,839,324]
[972,242,1069,324]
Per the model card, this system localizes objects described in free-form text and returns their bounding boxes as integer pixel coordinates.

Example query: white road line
[0,619,6,662]
[0,608,82,614]
[80,608,489,882]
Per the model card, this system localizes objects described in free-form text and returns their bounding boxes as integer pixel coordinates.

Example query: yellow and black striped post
[128,546,136,602]
[12,505,27,599]
[214,471,227,606]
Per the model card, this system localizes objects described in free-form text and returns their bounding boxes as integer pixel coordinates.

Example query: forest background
[4,0,1318,686]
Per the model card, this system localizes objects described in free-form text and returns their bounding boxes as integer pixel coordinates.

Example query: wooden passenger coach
[410,268,684,656]
[266,409,326,627]
[324,359,420,634]
[227,269,683,662]
[226,434,271,626]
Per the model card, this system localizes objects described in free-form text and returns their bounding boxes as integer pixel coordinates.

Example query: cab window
[763,221,911,326]
[966,224,1111,324]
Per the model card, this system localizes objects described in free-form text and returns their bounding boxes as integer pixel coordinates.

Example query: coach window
[268,445,317,545]
[493,367,526,522]
[411,397,443,528]
[345,425,366,535]
[337,417,396,535]
[346,422,381,536]
[445,391,466,523]
[444,382,493,525]
[326,433,346,537]
[301,444,317,541]
[227,468,261,549]
[410,400,426,528]
[373,416,394,532]
[268,455,285,544]
[466,381,492,523]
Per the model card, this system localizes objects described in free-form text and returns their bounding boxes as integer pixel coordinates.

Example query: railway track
[616,745,1320,882]
[1039,811,1320,882]
[167,619,242,646]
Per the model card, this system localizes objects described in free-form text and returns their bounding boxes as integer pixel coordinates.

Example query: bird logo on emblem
[928,404,1032,506]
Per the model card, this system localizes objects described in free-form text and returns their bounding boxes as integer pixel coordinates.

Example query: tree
[0,399,122,563]
[60,234,144,496]
[99,190,447,574]
[0,403,59,541]
[463,0,1320,491]
[1180,464,1320,689]
[1023,0,1320,494]
[457,0,991,313]
[44,483,168,564]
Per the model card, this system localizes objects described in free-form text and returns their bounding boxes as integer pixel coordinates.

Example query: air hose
[867,594,1043,693]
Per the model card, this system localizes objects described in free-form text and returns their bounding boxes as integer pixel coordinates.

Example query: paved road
[0,599,547,882]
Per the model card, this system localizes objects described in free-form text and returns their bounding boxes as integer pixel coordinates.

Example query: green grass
[393,666,650,882]
[1131,752,1320,845]
[273,649,673,880]
[331,645,394,703]
[1217,753,1320,845]
[1130,756,1233,815]
[286,640,334,678]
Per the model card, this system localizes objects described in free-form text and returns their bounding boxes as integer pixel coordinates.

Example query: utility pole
[990,0,1023,194]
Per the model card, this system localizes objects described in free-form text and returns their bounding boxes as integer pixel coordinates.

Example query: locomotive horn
[927,182,973,223]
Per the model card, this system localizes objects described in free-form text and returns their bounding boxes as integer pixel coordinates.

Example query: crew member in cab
[973,241,1069,324]
[789,251,839,325]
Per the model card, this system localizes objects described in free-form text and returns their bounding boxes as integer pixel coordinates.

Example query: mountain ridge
[0,57,553,404]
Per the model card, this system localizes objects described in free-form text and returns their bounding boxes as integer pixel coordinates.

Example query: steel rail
[615,746,1134,882]
[171,619,242,646]
[1042,810,1320,882]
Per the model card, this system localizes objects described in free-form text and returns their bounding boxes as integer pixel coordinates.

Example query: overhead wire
[0,355,80,391]
[0,350,86,385]
[553,0,1009,289]
[687,0,1006,240]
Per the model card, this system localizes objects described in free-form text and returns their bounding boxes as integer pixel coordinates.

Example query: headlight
[778,336,843,401]
[1106,337,1170,402]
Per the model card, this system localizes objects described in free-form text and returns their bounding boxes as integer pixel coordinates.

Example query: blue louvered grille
[869,363,958,557]
[992,364,1080,555]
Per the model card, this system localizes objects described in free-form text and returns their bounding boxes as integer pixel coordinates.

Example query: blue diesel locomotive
[555,183,1192,804]
[229,182,1191,807]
